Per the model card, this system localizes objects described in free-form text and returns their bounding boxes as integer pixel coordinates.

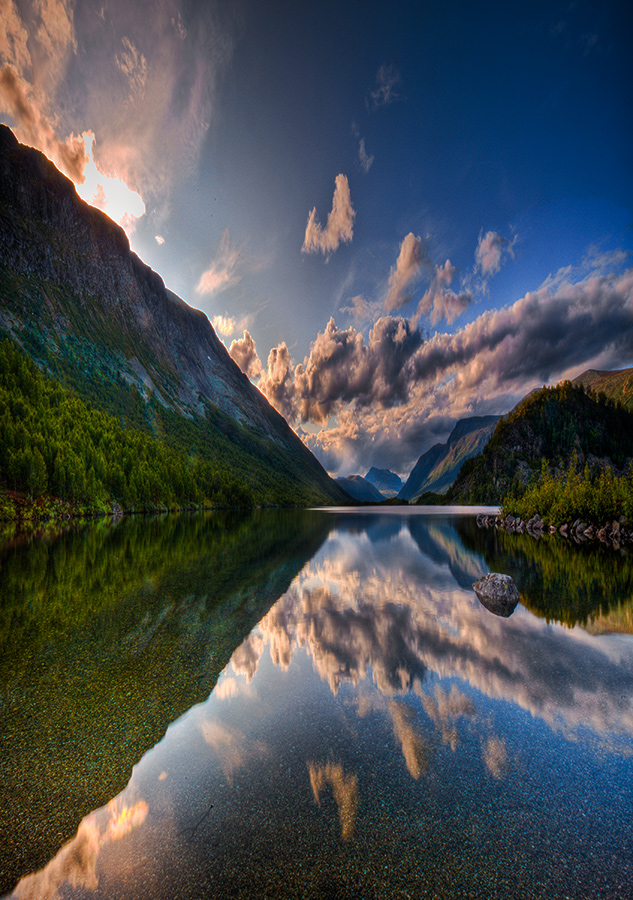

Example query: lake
[1,508,633,899]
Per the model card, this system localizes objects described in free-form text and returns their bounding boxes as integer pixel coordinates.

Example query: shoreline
[477,512,632,548]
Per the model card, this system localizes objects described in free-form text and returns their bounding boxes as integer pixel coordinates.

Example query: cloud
[197,229,242,296]
[0,0,236,221]
[0,64,86,181]
[367,63,401,110]
[155,234,165,244]
[259,316,423,427]
[340,294,383,323]
[275,265,633,475]
[211,315,237,336]
[416,259,472,325]
[474,230,515,279]
[229,330,262,379]
[258,342,297,421]
[302,174,355,255]
[308,761,359,842]
[358,137,374,173]
[385,232,429,312]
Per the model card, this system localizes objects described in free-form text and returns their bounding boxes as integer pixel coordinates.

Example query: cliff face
[399,415,499,500]
[0,125,343,500]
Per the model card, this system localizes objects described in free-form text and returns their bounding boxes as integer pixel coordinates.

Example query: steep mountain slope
[573,366,633,411]
[335,474,385,503]
[364,467,403,497]
[399,416,499,500]
[0,126,345,505]
[450,382,633,504]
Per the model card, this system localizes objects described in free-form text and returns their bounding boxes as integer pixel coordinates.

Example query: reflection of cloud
[201,719,247,783]
[231,633,264,682]
[12,800,148,900]
[482,736,509,779]
[417,684,476,751]
[250,520,633,753]
[302,174,355,255]
[308,761,359,841]
[215,676,240,700]
[388,701,430,780]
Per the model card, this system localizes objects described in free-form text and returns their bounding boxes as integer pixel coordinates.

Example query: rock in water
[473,573,520,618]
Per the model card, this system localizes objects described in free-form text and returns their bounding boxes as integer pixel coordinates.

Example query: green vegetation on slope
[501,455,633,526]
[0,340,338,515]
[448,381,633,505]
[573,366,633,411]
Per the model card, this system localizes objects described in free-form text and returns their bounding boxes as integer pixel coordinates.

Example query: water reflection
[4,510,633,899]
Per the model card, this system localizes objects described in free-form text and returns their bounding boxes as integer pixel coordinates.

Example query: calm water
[2,508,633,899]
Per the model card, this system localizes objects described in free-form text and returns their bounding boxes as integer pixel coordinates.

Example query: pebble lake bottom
[2,507,633,899]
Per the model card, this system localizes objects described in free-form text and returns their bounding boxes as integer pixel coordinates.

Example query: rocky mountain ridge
[0,125,344,504]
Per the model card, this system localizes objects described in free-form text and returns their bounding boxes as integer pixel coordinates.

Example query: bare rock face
[473,573,521,618]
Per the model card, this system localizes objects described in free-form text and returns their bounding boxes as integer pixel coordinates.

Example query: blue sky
[1,0,632,475]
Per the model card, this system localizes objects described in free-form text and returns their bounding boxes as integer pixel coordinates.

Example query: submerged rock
[473,573,521,618]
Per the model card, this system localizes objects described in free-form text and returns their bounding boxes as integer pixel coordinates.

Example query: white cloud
[229,330,262,379]
[197,229,242,296]
[474,230,516,279]
[367,63,401,110]
[302,174,355,255]
[385,232,429,312]
[358,137,374,173]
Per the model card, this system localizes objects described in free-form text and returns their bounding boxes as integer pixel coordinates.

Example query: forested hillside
[449,381,633,505]
[0,341,341,515]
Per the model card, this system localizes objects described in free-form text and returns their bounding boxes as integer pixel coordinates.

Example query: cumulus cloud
[474,230,516,279]
[415,259,472,325]
[258,342,297,421]
[358,137,374,173]
[197,229,242,296]
[229,330,262,379]
[385,232,429,312]
[283,265,633,475]
[259,316,423,426]
[367,63,401,109]
[302,174,355,255]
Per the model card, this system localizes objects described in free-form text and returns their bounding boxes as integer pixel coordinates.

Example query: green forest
[0,340,336,518]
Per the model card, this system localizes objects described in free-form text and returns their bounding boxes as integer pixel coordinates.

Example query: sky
[1,0,632,477]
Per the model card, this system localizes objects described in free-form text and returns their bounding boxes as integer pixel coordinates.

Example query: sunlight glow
[76,132,146,235]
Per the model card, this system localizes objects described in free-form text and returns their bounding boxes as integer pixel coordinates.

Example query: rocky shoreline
[476,512,632,549]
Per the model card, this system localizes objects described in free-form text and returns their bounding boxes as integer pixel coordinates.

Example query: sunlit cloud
[75,132,146,233]
[415,259,472,325]
[0,0,236,224]
[197,229,242,296]
[229,330,262,379]
[302,174,355,256]
[385,232,429,312]
[155,234,165,245]
[473,229,516,284]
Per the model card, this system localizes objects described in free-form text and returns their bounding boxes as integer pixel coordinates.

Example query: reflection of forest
[456,518,633,629]
[0,510,330,896]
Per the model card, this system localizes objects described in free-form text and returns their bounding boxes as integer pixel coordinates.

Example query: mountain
[399,416,500,501]
[573,366,633,411]
[0,125,345,506]
[364,467,403,498]
[450,381,633,504]
[335,474,385,503]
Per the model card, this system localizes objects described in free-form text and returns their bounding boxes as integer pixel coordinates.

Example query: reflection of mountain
[456,517,633,626]
[406,516,488,589]
[0,510,330,896]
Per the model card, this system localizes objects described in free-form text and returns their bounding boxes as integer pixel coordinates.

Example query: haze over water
[2,509,633,899]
